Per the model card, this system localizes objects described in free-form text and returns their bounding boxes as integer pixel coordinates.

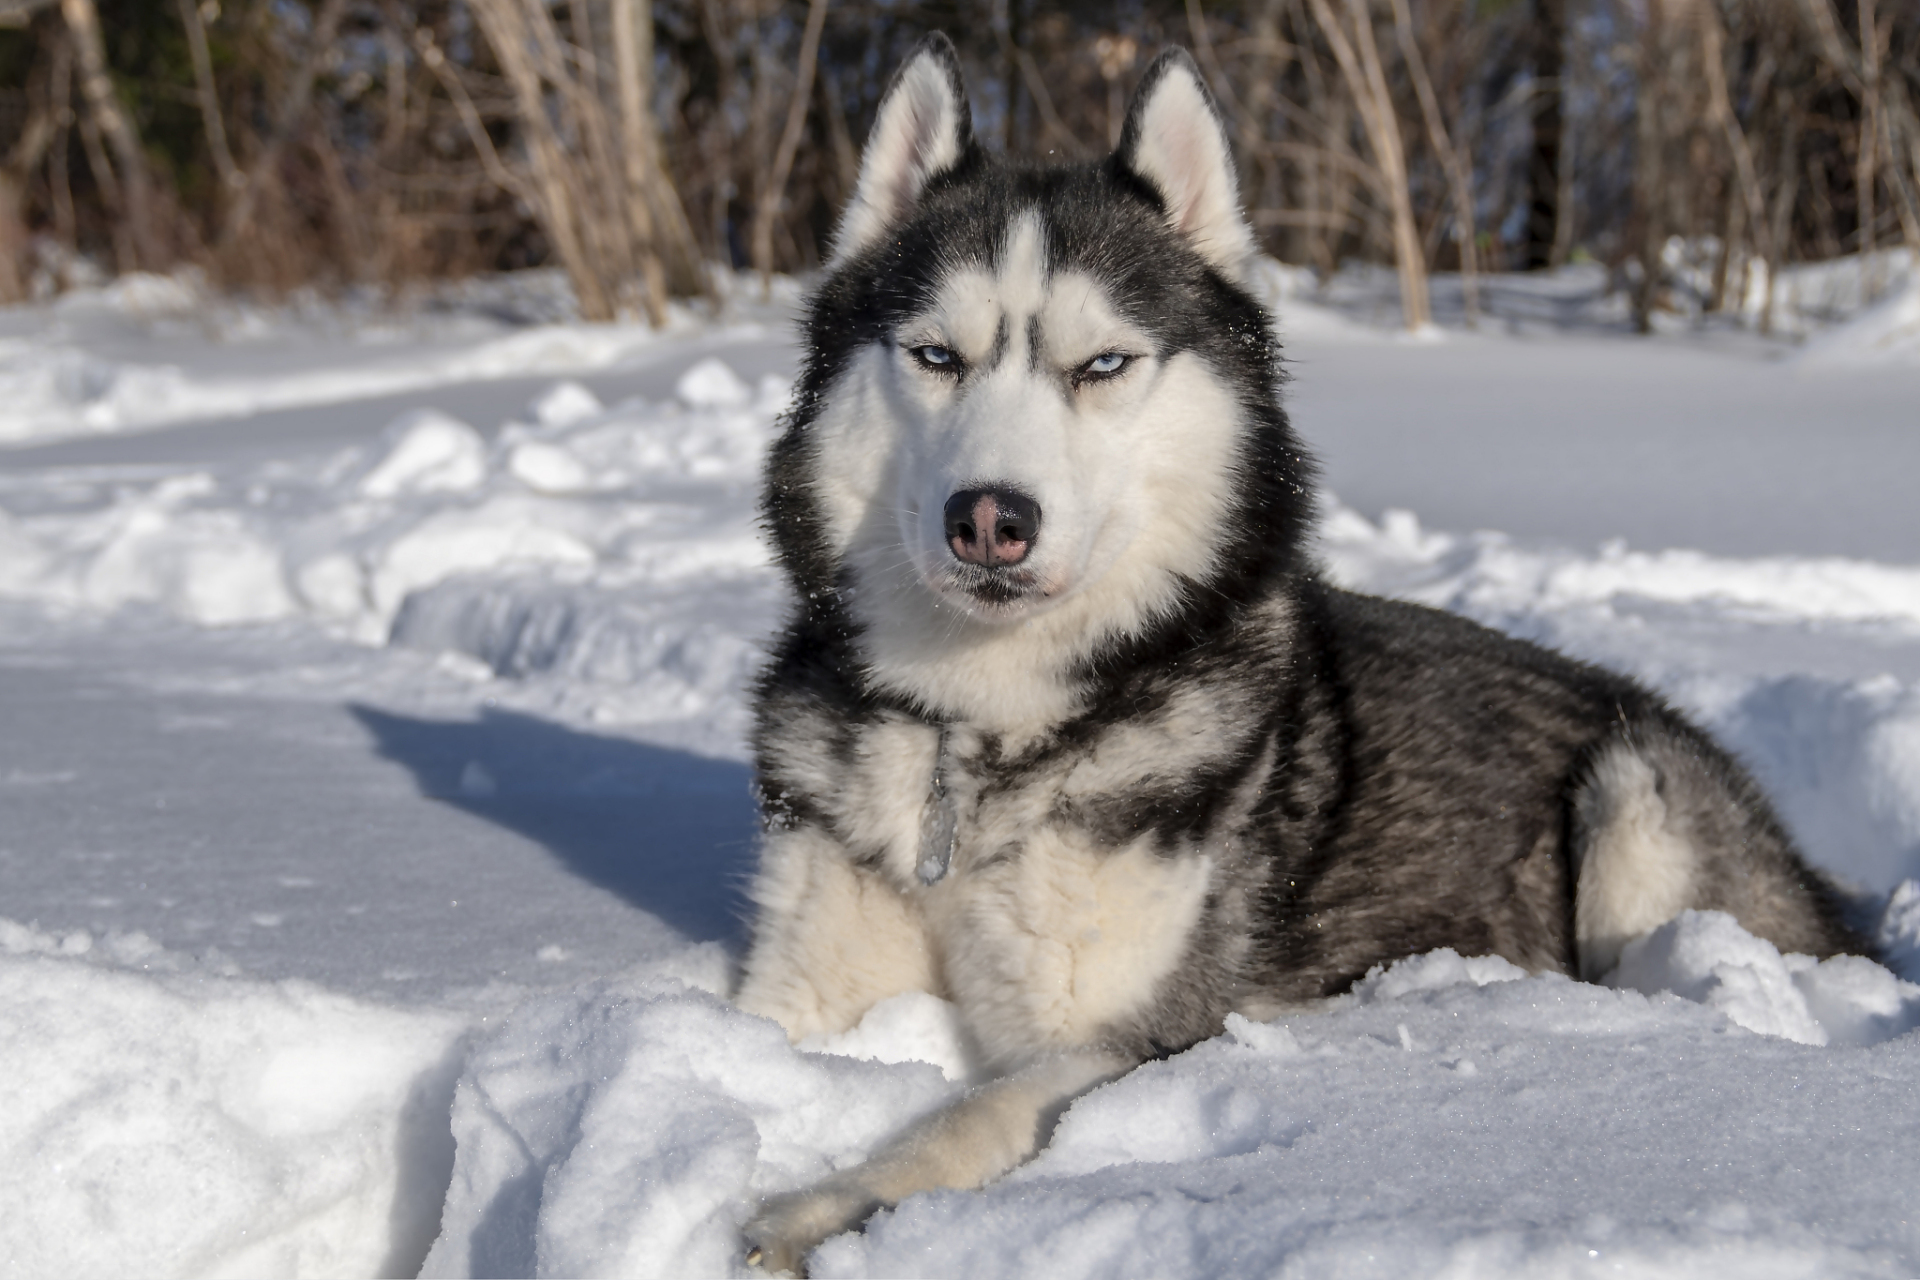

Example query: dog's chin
[923,565,1065,624]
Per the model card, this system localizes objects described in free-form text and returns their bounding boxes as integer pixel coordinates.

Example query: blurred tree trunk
[1855,0,1878,288]
[0,173,26,302]
[1392,0,1479,325]
[469,0,618,320]
[611,0,707,306]
[173,0,242,198]
[471,0,714,322]
[1697,0,1767,319]
[1309,0,1431,329]
[1761,104,1804,334]
[219,0,349,249]
[751,0,828,296]
[1521,0,1563,270]
[1630,0,1681,333]
[0,83,54,303]
[59,0,160,271]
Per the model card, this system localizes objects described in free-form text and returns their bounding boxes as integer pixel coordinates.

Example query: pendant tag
[916,727,957,885]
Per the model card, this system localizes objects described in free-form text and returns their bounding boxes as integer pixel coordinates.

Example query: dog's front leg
[744,1049,1133,1275]
[735,825,940,1042]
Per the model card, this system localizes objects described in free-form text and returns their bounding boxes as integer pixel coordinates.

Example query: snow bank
[0,919,469,1279]
[0,324,690,447]
[0,361,788,745]
[404,915,1919,1280]
[0,267,807,448]
[420,969,957,1279]
[1798,269,1920,367]
[1318,502,1920,634]
[6,898,1913,1279]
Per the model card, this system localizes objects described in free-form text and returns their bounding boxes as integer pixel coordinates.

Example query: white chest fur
[845,715,1221,1069]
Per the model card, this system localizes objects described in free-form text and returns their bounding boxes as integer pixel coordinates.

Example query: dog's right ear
[829,34,973,267]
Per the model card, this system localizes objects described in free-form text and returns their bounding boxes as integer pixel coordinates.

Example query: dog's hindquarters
[1570,720,1864,980]
[1303,589,1865,992]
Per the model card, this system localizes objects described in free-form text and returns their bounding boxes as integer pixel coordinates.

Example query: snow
[0,271,797,449]
[1,262,1918,1276]
[0,921,467,1278]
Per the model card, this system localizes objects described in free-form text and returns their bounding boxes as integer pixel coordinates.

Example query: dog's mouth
[929,563,1056,618]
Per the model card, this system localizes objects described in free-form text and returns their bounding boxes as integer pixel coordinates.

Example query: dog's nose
[945,488,1041,567]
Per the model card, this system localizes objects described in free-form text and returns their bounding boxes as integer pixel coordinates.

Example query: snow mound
[1795,255,1920,366]
[798,989,984,1084]
[421,976,956,1279]
[676,355,755,408]
[406,917,1913,1280]
[0,935,469,1278]
[1320,502,1920,632]
[1609,909,1920,1047]
[1718,676,1920,894]
[1347,947,1529,1001]
[1881,880,1920,978]
[356,410,490,498]
[4,908,1914,1278]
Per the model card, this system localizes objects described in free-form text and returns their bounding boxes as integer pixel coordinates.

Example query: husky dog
[734,34,1864,1273]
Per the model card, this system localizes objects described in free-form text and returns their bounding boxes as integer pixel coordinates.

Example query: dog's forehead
[915,208,1135,360]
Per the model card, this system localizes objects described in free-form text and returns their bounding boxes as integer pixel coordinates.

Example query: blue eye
[912,345,959,370]
[1081,352,1130,379]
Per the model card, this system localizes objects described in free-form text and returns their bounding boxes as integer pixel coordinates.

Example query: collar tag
[916,727,958,885]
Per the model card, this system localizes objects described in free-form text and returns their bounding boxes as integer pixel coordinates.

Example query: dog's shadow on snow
[350,706,757,945]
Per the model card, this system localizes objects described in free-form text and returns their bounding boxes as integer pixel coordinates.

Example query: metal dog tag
[916,727,958,885]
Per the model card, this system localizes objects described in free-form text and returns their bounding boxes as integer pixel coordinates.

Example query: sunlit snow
[1,260,1917,1278]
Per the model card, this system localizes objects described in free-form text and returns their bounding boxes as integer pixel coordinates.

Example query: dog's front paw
[743,1180,881,1277]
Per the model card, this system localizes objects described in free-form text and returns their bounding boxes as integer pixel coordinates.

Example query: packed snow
[2,261,1918,1278]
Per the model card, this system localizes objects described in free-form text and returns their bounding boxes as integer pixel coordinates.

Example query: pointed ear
[830,34,974,267]
[1116,50,1256,281]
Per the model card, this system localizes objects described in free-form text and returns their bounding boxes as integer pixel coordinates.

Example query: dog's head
[768,36,1311,727]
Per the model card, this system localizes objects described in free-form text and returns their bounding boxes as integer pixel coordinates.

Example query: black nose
[944,487,1042,567]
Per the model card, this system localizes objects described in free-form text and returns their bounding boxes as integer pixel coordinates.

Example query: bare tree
[751,0,829,295]
[174,0,243,199]
[58,0,160,271]
[1308,0,1432,329]
[1391,0,1479,324]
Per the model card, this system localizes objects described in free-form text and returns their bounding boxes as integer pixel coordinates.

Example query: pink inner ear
[1167,120,1217,236]
[1125,67,1252,274]
[884,101,946,223]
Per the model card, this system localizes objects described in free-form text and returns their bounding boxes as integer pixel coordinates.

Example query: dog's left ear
[1115,50,1257,281]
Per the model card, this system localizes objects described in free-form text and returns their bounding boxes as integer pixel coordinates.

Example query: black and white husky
[734,35,1864,1273]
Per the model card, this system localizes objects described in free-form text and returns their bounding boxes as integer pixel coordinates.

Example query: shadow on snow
[349,705,758,947]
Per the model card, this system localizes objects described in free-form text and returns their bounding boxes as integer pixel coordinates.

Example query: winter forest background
[3,0,1919,331]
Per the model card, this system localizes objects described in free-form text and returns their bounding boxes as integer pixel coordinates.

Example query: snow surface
[2,264,1918,1277]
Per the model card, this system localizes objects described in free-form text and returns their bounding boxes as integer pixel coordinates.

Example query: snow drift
[0,921,468,1279]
